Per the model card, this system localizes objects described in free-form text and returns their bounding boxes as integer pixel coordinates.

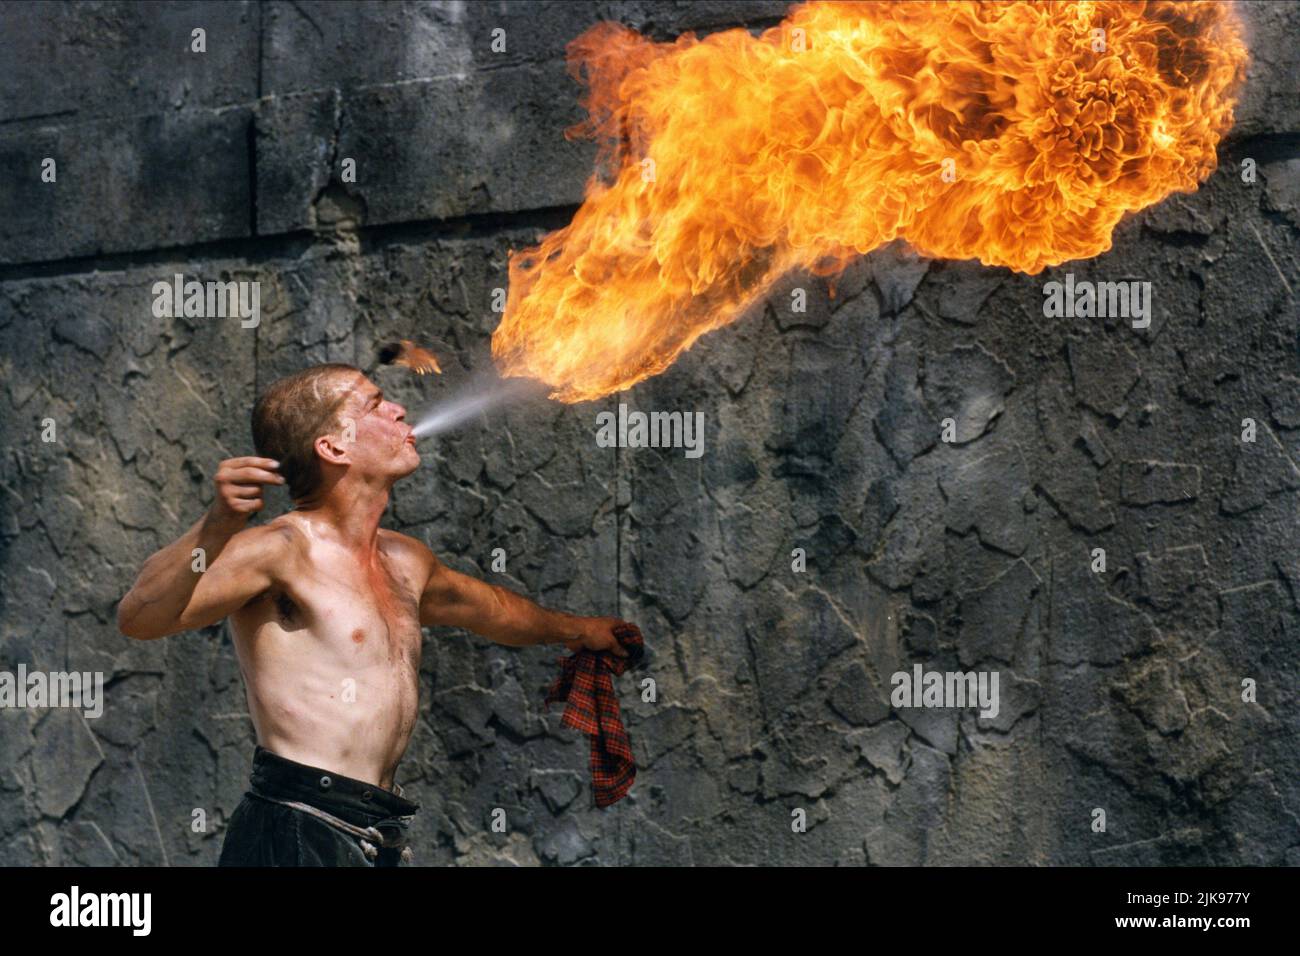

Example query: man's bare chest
[241,554,423,666]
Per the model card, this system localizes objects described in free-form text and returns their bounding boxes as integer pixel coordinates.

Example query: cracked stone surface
[1,1,1298,866]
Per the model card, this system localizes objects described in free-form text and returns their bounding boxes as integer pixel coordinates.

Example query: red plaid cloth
[544,622,645,808]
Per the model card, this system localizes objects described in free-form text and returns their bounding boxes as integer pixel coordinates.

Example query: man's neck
[293,481,390,553]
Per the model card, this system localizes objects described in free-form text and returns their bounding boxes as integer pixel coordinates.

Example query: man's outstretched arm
[418,550,629,657]
[117,456,291,640]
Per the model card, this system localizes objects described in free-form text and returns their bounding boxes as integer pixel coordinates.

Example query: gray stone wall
[1,1,1297,866]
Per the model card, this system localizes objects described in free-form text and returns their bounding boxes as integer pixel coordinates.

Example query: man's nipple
[351,628,365,644]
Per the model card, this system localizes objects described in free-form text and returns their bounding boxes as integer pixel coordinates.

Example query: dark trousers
[218,745,420,867]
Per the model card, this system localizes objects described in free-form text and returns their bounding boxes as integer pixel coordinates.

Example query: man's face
[324,371,419,483]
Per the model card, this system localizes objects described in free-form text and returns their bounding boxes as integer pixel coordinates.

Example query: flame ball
[492,0,1249,402]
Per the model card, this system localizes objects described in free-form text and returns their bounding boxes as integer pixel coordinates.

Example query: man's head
[251,363,419,502]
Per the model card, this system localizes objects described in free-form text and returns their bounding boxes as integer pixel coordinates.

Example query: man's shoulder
[250,514,309,546]
[226,515,308,564]
[378,529,441,594]
[378,528,436,564]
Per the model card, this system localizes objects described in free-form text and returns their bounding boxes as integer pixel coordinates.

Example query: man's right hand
[209,457,285,529]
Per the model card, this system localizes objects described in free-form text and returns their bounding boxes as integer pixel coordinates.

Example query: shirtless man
[116,362,630,866]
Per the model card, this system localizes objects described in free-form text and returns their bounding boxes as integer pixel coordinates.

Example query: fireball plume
[490,0,1248,403]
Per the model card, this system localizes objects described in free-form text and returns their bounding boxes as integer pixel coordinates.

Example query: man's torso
[228,513,429,790]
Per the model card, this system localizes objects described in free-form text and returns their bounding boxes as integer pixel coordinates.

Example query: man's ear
[315,431,352,466]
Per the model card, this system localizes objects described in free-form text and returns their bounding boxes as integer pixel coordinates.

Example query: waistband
[248,745,420,827]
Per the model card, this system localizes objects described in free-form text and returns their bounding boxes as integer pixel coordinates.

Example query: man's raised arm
[418,549,629,657]
[116,456,291,640]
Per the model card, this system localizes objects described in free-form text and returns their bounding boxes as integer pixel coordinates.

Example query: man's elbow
[116,610,149,640]
[115,596,138,638]
[116,598,163,641]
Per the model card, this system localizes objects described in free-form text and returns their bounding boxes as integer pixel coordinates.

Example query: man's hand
[562,616,632,658]
[209,456,285,530]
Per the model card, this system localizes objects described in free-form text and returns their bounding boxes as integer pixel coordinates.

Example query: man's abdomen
[238,639,422,789]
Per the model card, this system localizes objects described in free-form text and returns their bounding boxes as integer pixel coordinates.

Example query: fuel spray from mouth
[408,372,545,442]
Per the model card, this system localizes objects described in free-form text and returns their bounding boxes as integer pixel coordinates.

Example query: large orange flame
[491,0,1248,403]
